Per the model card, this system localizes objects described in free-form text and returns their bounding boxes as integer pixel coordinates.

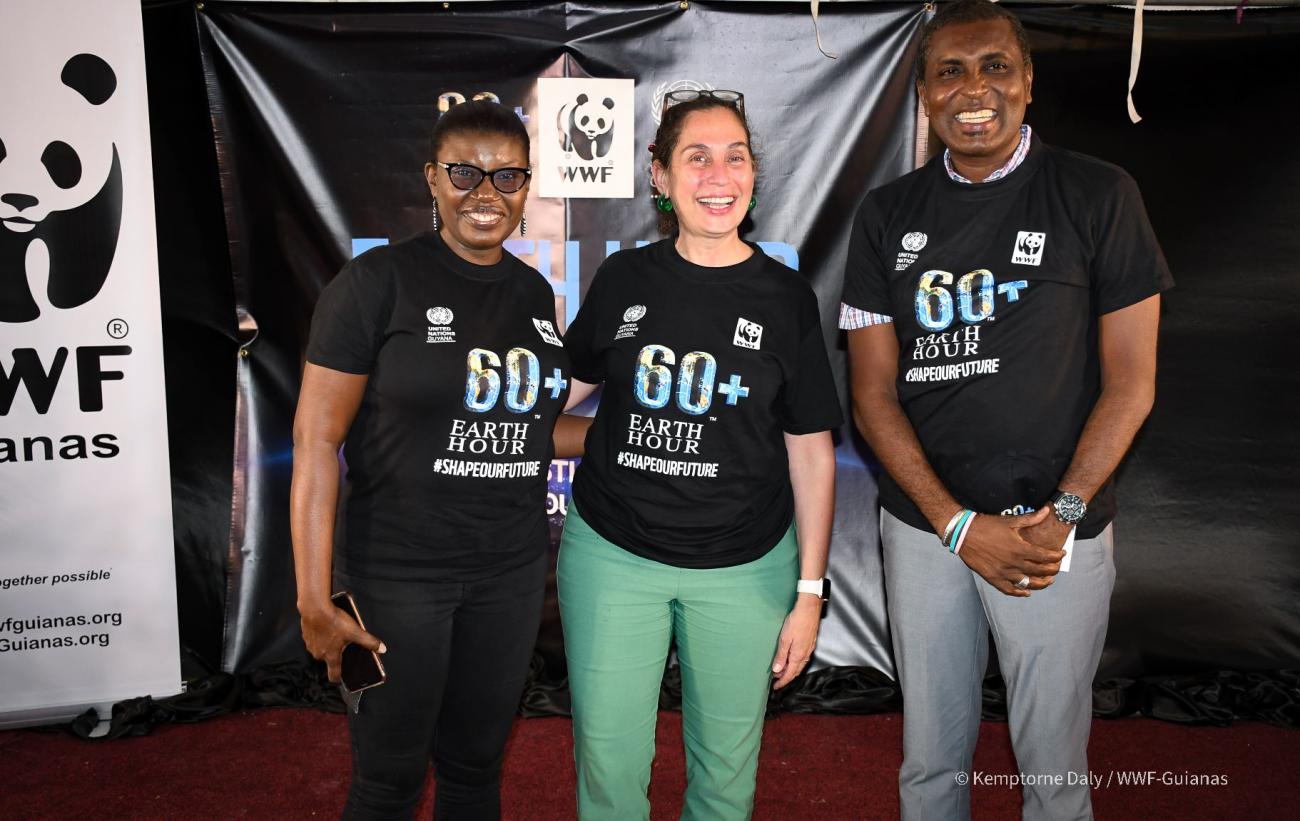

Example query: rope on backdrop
[811,0,841,58]
[1128,0,1147,122]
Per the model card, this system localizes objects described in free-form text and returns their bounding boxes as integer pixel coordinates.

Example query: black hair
[915,0,1033,84]
[649,97,757,235]
[429,99,530,161]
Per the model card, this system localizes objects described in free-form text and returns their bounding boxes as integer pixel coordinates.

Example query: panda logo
[1011,230,1046,266]
[732,317,763,351]
[556,93,615,162]
[1,53,122,323]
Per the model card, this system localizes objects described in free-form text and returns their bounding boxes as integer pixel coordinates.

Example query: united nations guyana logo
[427,306,454,325]
[901,232,928,252]
[623,304,646,322]
[651,80,713,125]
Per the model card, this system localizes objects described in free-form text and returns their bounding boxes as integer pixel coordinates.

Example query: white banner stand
[0,0,181,730]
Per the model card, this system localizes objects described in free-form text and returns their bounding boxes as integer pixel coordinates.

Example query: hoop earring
[431,200,439,232]
[655,194,674,214]
[520,209,527,236]
[748,196,757,212]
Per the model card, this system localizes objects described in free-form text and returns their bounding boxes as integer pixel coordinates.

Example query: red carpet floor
[3,710,1296,819]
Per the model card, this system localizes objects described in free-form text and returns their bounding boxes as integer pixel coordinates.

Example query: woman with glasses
[291,99,569,820]
[559,89,841,820]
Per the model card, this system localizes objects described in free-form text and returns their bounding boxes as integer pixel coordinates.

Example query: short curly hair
[915,0,1033,84]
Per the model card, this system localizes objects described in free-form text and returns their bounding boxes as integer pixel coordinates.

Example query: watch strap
[797,578,829,600]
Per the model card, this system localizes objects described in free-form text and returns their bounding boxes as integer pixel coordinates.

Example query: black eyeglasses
[661,89,745,118]
[436,162,531,194]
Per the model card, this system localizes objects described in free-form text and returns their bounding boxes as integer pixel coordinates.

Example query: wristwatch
[1049,490,1087,525]
[797,578,831,601]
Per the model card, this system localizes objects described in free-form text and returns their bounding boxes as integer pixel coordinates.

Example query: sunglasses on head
[436,162,531,194]
[661,89,745,118]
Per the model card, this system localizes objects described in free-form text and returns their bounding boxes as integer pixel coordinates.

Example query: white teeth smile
[956,110,996,124]
[465,211,502,225]
[697,197,735,206]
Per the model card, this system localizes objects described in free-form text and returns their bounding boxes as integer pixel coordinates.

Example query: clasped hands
[956,507,1069,597]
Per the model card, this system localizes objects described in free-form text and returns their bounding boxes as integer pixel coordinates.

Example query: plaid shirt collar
[944,124,1033,184]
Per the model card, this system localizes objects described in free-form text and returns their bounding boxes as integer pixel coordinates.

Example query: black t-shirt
[841,137,1173,539]
[306,231,571,581]
[566,239,843,568]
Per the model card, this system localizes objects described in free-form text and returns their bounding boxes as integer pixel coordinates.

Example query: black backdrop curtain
[190,0,926,682]
[144,1,1300,721]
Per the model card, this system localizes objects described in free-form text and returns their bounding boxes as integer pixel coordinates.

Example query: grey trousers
[881,510,1115,821]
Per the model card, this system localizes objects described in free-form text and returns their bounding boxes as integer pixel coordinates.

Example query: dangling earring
[431,200,440,232]
[520,208,527,236]
[748,196,757,212]
[655,194,674,213]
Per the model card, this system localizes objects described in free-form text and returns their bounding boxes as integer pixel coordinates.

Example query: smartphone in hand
[330,590,387,694]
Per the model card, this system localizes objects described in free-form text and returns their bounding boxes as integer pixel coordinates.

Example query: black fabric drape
[141,2,1300,706]
[66,662,1299,740]
[1015,6,1300,680]
[143,0,239,677]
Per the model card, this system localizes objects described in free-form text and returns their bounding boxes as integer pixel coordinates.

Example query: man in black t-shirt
[841,2,1171,818]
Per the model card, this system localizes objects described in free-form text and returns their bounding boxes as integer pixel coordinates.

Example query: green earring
[748,196,757,212]
[656,194,674,213]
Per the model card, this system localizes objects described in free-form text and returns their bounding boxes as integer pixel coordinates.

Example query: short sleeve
[305,257,390,374]
[780,290,844,434]
[840,193,894,315]
[563,263,611,383]
[1091,171,1174,315]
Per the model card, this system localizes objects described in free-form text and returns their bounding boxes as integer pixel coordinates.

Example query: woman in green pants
[559,90,840,820]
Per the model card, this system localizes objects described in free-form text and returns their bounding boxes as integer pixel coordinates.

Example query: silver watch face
[1053,493,1087,524]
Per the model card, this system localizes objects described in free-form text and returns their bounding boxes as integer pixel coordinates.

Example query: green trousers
[558,502,797,821]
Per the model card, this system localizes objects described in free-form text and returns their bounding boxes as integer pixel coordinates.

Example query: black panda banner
[0,0,180,728]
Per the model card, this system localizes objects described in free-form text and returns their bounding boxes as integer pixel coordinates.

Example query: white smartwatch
[797,578,830,601]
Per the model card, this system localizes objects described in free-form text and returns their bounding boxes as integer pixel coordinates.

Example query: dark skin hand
[848,324,1063,597]
[1020,295,1161,549]
[847,295,1161,596]
[290,363,385,683]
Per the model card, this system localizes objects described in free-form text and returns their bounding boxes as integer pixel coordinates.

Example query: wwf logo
[533,317,563,347]
[557,93,615,162]
[1011,231,1046,266]
[426,306,454,325]
[733,317,763,350]
[1,53,121,323]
